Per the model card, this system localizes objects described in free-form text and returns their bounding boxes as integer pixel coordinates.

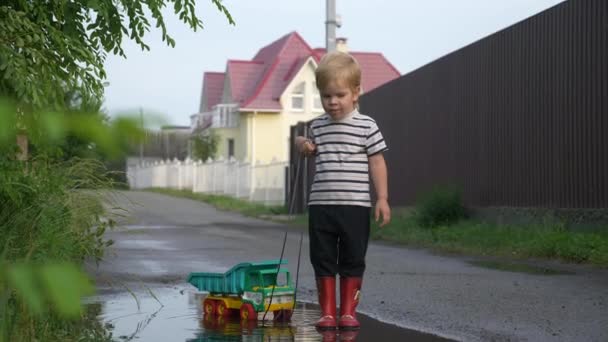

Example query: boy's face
[319,80,360,120]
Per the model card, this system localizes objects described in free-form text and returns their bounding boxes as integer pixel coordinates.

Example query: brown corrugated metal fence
[359,0,607,208]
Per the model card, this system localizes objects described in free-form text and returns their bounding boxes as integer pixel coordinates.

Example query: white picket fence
[127,157,288,206]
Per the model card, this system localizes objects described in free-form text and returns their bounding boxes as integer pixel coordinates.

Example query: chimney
[336,37,348,52]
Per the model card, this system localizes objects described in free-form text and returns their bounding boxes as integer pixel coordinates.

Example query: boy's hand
[374,198,391,228]
[295,136,316,156]
[302,140,316,156]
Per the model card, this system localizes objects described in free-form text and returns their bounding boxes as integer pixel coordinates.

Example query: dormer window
[291,82,305,111]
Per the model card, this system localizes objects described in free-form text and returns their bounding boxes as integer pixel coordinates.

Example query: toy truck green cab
[187,260,295,321]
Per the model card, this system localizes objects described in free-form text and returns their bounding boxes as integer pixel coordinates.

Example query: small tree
[191,130,220,161]
[1,0,233,160]
[0,1,234,110]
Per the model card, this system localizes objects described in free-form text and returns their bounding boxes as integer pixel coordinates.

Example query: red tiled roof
[200,72,225,112]
[351,52,401,93]
[199,32,401,112]
[226,60,265,104]
[312,48,326,60]
[283,56,310,82]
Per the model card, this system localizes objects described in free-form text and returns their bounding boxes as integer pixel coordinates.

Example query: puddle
[469,260,572,275]
[120,225,181,231]
[137,260,169,274]
[116,239,177,250]
[88,285,454,341]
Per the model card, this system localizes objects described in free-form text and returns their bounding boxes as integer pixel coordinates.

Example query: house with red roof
[190,31,400,163]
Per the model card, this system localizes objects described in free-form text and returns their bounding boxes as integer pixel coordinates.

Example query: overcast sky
[103,0,565,126]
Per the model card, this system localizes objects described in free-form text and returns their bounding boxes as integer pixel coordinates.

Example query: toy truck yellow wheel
[217,300,230,317]
[240,303,256,321]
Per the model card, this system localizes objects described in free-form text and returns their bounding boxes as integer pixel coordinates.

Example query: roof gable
[242,32,315,109]
[226,60,265,104]
[200,72,225,112]
[283,56,316,86]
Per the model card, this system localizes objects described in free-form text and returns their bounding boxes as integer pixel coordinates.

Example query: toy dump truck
[188,260,295,321]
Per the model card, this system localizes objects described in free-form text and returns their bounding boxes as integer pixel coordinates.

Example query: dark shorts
[308,205,371,277]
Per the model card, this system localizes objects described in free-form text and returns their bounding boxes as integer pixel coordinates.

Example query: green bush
[414,185,466,228]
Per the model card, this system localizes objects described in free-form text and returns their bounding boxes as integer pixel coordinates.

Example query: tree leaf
[7,264,44,315]
[40,263,94,318]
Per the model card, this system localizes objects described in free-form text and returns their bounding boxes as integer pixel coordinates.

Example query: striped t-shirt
[308,110,388,207]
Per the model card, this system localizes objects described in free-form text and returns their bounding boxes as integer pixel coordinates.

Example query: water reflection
[93,286,357,342]
[189,311,360,342]
[189,316,296,341]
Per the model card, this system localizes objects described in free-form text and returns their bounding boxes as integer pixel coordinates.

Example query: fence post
[184,158,192,190]
[192,160,198,192]
[210,158,216,193]
[224,157,229,194]
[250,160,258,201]
[235,160,240,198]
[177,159,182,190]
[264,161,269,205]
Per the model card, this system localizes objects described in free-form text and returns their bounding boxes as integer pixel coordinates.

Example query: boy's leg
[337,206,370,330]
[309,205,339,329]
[337,206,370,277]
[309,205,340,277]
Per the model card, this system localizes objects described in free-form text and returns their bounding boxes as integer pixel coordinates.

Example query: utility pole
[326,0,341,52]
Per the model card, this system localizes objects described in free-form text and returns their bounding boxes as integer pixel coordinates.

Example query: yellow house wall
[250,112,285,163]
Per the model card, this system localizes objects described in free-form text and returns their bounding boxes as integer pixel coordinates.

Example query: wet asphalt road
[89,191,608,342]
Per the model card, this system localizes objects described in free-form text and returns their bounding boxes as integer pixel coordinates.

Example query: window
[291,82,305,111]
[228,138,234,158]
[275,271,288,286]
[249,272,262,287]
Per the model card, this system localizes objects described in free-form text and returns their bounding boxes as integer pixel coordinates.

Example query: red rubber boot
[315,276,337,330]
[338,277,362,330]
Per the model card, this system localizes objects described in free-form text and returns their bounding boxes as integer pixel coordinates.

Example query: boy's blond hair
[315,51,361,92]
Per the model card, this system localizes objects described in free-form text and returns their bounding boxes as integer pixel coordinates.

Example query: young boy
[295,51,391,331]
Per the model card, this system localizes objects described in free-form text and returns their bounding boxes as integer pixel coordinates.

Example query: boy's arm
[369,153,391,227]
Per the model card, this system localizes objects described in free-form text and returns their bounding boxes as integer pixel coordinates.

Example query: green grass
[371,212,608,267]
